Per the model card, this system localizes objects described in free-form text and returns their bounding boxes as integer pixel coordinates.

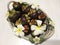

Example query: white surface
[0,0,60,45]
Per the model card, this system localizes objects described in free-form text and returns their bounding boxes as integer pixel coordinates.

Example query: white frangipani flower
[14,24,25,37]
[33,36,40,44]
[31,20,46,35]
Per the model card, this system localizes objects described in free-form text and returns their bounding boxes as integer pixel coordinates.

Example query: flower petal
[15,31,24,37]
[19,32,24,37]
[31,25,36,31]
[40,25,46,31]
[17,24,25,30]
[33,30,40,35]
[33,36,40,43]
[39,30,44,34]
[36,20,42,26]
[15,31,20,36]
[13,27,17,32]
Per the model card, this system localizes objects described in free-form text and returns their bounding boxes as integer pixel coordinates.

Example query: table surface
[0,0,60,45]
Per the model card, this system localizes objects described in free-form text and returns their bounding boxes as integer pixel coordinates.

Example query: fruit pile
[7,1,54,44]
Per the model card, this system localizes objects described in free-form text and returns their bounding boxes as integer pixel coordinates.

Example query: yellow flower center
[35,38,39,42]
[36,26,41,30]
[16,28,22,33]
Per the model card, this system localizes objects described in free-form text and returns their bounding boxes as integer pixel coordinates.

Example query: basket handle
[8,1,15,12]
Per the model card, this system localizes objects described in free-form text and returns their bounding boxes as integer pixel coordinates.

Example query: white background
[0,0,60,45]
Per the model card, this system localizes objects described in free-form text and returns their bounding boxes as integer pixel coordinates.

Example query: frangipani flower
[33,36,40,44]
[31,20,46,35]
[14,24,25,37]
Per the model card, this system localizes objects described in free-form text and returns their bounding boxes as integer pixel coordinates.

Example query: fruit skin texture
[13,2,22,11]
[8,12,21,23]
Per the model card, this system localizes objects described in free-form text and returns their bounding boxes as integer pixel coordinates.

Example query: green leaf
[29,37,34,43]
[40,37,46,43]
